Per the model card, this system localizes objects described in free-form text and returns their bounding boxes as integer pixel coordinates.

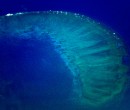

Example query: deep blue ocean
[0,0,130,110]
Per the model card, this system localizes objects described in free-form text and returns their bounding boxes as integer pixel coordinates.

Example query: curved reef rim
[0,10,128,109]
[3,10,123,38]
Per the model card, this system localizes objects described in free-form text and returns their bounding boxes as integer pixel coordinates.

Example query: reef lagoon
[0,11,129,110]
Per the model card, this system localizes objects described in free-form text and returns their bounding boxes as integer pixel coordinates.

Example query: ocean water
[0,34,74,110]
[0,1,130,110]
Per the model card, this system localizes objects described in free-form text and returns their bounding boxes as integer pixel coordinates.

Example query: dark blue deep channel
[0,35,73,110]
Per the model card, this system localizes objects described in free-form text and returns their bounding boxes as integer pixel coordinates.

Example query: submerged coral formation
[0,11,128,109]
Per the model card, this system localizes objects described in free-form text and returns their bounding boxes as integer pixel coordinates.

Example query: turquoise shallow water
[0,11,129,110]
